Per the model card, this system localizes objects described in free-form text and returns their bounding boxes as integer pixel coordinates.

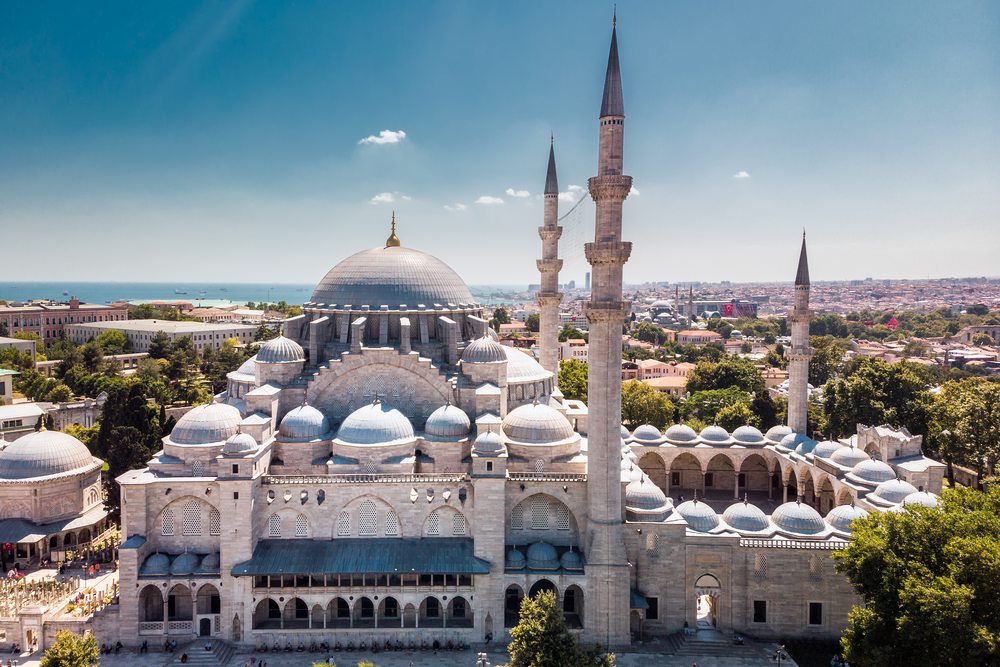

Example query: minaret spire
[544,138,559,195]
[787,232,813,434]
[600,17,624,118]
[537,139,563,379]
[795,230,810,286]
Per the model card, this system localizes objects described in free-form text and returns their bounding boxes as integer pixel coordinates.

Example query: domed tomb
[0,428,97,480]
[462,337,508,364]
[257,335,305,364]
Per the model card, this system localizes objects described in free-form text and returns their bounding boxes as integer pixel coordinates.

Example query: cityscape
[1,3,997,667]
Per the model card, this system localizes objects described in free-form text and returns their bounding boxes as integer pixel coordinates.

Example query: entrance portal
[694,573,721,630]
[199,617,212,637]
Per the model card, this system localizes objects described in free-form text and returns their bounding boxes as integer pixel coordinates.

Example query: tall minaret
[787,232,813,434]
[537,138,562,379]
[583,14,632,647]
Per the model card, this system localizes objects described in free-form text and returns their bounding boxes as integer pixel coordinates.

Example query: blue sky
[1,1,997,286]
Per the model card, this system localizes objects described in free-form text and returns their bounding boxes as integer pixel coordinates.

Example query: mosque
[0,19,945,652]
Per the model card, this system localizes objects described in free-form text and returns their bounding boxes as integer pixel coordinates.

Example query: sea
[0,282,530,307]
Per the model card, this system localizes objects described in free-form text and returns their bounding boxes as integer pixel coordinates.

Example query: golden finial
[385,211,401,247]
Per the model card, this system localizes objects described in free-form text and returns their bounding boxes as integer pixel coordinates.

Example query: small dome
[722,500,769,532]
[198,552,221,573]
[170,552,201,576]
[765,424,793,443]
[462,337,508,364]
[872,478,918,505]
[664,423,698,445]
[502,402,574,444]
[337,400,414,445]
[731,425,765,445]
[526,541,560,570]
[171,403,242,445]
[257,335,305,364]
[631,424,663,443]
[424,405,471,439]
[560,550,584,571]
[849,458,895,484]
[620,425,630,439]
[771,501,826,535]
[830,445,870,468]
[777,432,816,454]
[812,440,843,459]
[502,345,549,382]
[486,328,500,341]
[902,491,939,508]
[505,548,526,570]
[473,430,504,455]
[228,354,258,381]
[222,432,258,455]
[142,553,170,576]
[675,499,720,532]
[826,504,869,533]
[0,428,95,479]
[625,475,668,511]
[279,404,331,441]
[699,425,732,445]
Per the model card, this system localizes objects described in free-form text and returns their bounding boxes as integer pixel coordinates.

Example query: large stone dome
[502,402,575,444]
[279,404,331,441]
[0,428,96,479]
[424,404,471,439]
[310,246,475,310]
[170,403,242,445]
[336,399,415,446]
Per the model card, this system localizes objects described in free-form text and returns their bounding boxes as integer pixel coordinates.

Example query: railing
[740,538,848,550]
[508,472,587,482]
[139,622,164,635]
[263,473,470,485]
[167,620,193,634]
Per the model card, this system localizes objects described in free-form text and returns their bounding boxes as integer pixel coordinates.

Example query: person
[180,653,187,663]
[140,640,147,654]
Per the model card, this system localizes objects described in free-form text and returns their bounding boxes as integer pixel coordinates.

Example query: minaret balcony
[584,300,631,323]
[584,241,632,266]
[537,294,563,306]
[588,174,633,201]
[537,227,563,240]
[536,259,564,273]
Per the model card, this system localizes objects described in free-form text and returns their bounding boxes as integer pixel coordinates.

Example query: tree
[147,331,173,359]
[632,322,670,345]
[972,332,996,346]
[80,340,104,373]
[490,307,511,330]
[558,359,588,402]
[686,356,764,394]
[507,590,615,667]
[40,630,99,667]
[715,401,760,431]
[95,329,129,355]
[526,313,540,333]
[833,486,1000,667]
[749,390,782,430]
[808,336,848,386]
[967,303,990,316]
[823,358,933,439]
[558,325,588,343]
[621,380,675,429]
[930,377,1000,487]
[681,387,751,424]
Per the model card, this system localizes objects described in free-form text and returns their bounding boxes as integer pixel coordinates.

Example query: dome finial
[38,421,47,432]
[386,211,401,247]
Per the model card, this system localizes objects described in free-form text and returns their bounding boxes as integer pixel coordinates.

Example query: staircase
[172,638,234,667]
[667,629,792,663]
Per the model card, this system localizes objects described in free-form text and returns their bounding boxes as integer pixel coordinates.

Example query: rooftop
[67,320,256,333]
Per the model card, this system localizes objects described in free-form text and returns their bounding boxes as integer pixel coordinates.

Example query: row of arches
[139,584,220,623]
[252,595,472,630]
[504,581,583,629]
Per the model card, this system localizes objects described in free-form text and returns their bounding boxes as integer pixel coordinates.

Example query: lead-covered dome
[675,499,720,532]
[631,424,663,444]
[311,246,475,309]
[502,346,550,382]
[722,500,769,532]
[826,503,869,533]
[336,400,414,445]
[765,424,793,443]
[526,541,560,570]
[625,475,669,511]
[257,336,304,364]
[731,425,765,446]
[847,458,895,485]
[777,432,816,455]
[228,354,257,382]
[665,423,698,445]
[462,337,507,364]
[170,552,200,576]
[812,440,843,459]
[902,491,939,508]
[473,429,504,455]
[502,402,574,444]
[506,547,526,570]
[872,478,918,505]
[699,425,733,445]
[424,405,471,439]
[771,500,826,535]
[279,404,331,441]
[170,403,242,445]
[0,428,96,479]
[830,445,869,469]
[222,432,258,455]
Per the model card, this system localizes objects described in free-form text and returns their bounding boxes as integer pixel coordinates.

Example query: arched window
[209,509,221,536]
[385,508,400,536]
[452,512,467,536]
[294,514,309,538]
[426,510,441,536]
[554,503,570,531]
[359,500,377,536]
[161,508,175,536]
[182,502,202,536]
[645,532,659,557]
[754,553,767,579]
[530,496,549,530]
[510,504,524,530]
[337,512,350,537]
[267,514,281,538]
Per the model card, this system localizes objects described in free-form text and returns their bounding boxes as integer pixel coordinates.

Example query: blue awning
[630,590,649,609]
[232,538,492,576]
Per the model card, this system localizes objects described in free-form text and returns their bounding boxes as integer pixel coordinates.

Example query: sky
[1,1,998,287]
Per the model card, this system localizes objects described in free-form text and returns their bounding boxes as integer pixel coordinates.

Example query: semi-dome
[143,553,170,576]
[505,547,526,570]
[675,499,720,532]
[830,445,870,469]
[462,337,508,364]
[502,402,574,444]
[336,400,414,445]
[765,424,793,443]
[872,478,918,505]
[664,423,698,445]
[902,491,939,508]
[560,550,584,571]
[171,403,242,445]
[826,504,869,533]
[0,428,95,479]
[699,425,733,445]
[222,432,258,455]
[424,405,471,439]
[310,245,475,310]
[847,458,895,485]
[631,424,663,443]
[526,541,560,570]
[812,440,843,459]
[722,500,769,532]
[771,501,826,535]
[473,429,504,455]
[170,552,201,576]
[279,404,331,441]
[502,345,550,382]
[257,335,305,364]
[731,425,765,446]
[198,552,221,573]
[625,475,669,511]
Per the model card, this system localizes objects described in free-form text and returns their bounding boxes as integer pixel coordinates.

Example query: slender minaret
[537,138,562,379]
[584,14,632,647]
[688,285,694,321]
[787,232,813,434]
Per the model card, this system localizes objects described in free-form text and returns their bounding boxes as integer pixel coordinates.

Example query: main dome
[310,246,475,310]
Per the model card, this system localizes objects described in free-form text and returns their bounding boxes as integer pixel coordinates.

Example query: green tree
[95,329,129,355]
[525,313,540,333]
[808,336,848,386]
[833,486,1000,667]
[749,390,782,430]
[715,401,760,431]
[681,387,751,424]
[632,322,670,345]
[558,359,588,402]
[686,356,765,394]
[490,307,511,330]
[972,332,996,346]
[40,630,99,667]
[80,340,104,373]
[558,325,588,343]
[929,377,1000,487]
[507,590,615,667]
[148,331,173,359]
[823,358,933,438]
[621,380,675,429]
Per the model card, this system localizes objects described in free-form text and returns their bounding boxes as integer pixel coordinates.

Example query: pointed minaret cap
[600,15,624,118]
[385,211,401,248]
[795,230,810,286]
[544,138,559,195]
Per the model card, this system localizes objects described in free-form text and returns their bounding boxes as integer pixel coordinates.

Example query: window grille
[452,512,467,536]
[426,510,441,536]
[530,496,549,530]
[510,504,524,530]
[754,553,767,579]
[337,511,350,537]
[182,502,202,536]
[161,508,175,536]
[192,461,204,477]
[646,532,660,557]
[385,509,400,536]
[294,514,308,538]
[209,509,221,536]
[554,503,570,531]
[359,500,377,536]
[267,514,281,537]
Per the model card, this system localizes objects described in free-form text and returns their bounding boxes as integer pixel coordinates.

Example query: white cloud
[358,129,407,145]
[630,185,640,196]
[370,192,395,204]
[558,184,585,203]
[401,195,412,201]
[444,203,468,212]
[505,188,530,198]
[733,170,751,179]
[475,195,504,205]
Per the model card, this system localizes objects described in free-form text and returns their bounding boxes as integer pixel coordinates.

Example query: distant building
[0,297,128,342]
[677,329,723,345]
[65,320,256,353]
[559,338,588,363]
[954,325,1000,345]
[0,335,37,362]
[585,272,591,291]
[0,368,17,405]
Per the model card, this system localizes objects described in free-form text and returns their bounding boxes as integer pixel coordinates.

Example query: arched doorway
[528,579,557,599]
[563,585,584,628]
[139,585,164,622]
[167,584,192,622]
[694,574,721,630]
[196,584,220,615]
[232,614,241,642]
[504,585,524,628]
[199,618,211,636]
